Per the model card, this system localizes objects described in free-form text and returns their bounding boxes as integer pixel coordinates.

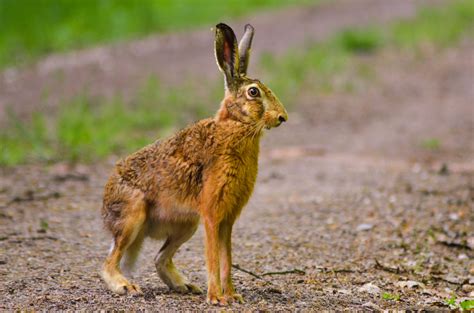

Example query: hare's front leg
[204,218,224,304]
[219,220,244,303]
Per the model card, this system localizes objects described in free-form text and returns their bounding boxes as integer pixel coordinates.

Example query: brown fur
[100,23,287,305]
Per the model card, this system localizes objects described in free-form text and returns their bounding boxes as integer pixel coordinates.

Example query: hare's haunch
[101,23,288,305]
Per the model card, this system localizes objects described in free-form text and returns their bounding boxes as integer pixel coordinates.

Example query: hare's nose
[278,115,287,123]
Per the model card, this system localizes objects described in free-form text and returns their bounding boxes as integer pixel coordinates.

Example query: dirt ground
[0,1,473,311]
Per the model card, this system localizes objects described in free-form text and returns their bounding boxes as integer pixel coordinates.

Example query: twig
[261,269,306,276]
[232,264,306,279]
[329,268,356,273]
[232,264,263,280]
[374,259,403,274]
[8,235,59,243]
[314,264,359,274]
[9,191,61,204]
[436,240,472,250]
[52,173,89,182]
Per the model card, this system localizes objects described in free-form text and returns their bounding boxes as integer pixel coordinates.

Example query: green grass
[261,0,474,106]
[444,295,474,310]
[392,0,474,48]
[445,295,457,308]
[382,292,400,301]
[1,0,473,166]
[460,299,474,311]
[339,29,383,53]
[0,79,214,165]
[0,0,311,69]
[421,138,441,150]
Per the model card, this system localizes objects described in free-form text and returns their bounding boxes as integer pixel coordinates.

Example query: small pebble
[458,254,468,260]
[356,223,374,232]
[358,283,380,295]
[448,213,459,221]
[462,284,474,293]
[397,280,425,289]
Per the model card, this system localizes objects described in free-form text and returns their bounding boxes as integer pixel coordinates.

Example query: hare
[101,23,288,305]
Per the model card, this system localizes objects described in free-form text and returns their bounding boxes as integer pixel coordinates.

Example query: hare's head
[214,23,288,129]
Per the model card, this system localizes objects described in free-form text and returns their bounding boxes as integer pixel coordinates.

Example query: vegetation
[382,292,400,301]
[421,138,441,150]
[0,0,311,69]
[0,79,215,165]
[262,0,474,105]
[460,299,474,311]
[1,0,473,165]
[444,295,474,310]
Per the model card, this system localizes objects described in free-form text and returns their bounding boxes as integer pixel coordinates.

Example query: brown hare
[101,23,288,305]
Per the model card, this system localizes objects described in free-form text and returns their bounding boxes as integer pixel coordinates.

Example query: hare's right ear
[215,23,239,90]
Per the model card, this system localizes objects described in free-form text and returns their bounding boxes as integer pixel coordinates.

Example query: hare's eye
[247,87,260,98]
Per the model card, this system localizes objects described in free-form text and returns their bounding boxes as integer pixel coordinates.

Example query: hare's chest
[215,153,259,208]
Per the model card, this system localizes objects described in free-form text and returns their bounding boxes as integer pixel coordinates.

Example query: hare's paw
[225,292,244,304]
[112,280,142,296]
[172,282,203,294]
[102,271,142,295]
[207,293,226,306]
[185,283,203,294]
[121,283,142,295]
[157,262,202,294]
[207,292,241,306]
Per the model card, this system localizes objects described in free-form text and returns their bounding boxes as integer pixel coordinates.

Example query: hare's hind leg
[120,228,145,276]
[102,192,146,295]
[154,221,202,294]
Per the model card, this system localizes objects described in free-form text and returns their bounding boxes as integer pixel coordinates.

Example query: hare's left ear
[238,24,254,76]
[215,23,239,90]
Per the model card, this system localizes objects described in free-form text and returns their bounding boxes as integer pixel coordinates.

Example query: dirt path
[0,0,441,123]
[1,23,473,310]
[0,153,471,310]
[265,39,474,163]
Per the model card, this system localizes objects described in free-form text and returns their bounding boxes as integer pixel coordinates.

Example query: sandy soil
[0,0,473,311]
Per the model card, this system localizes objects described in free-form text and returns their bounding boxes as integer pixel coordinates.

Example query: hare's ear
[215,23,239,90]
[238,24,254,76]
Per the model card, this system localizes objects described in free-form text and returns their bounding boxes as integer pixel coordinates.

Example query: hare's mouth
[265,121,282,129]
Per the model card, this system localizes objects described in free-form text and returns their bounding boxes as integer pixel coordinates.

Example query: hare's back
[113,118,216,194]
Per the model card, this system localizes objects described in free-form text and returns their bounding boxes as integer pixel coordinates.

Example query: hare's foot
[173,282,203,294]
[183,282,203,294]
[207,290,242,306]
[207,293,227,306]
[207,293,241,306]
[157,261,202,294]
[224,292,244,304]
[101,270,142,295]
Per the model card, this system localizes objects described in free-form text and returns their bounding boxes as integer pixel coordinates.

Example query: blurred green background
[0,0,473,165]
[0,0,310,69]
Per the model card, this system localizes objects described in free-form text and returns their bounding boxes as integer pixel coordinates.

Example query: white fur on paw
[102,270,141,295]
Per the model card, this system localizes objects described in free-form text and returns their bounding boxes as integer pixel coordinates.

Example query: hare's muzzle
[265,111,288,129]
[274,109,288,127]
[277,114,287,125]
